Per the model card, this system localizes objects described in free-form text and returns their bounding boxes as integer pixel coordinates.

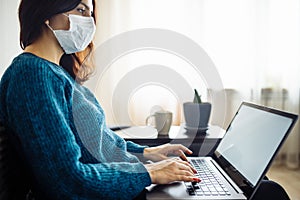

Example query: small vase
[183,102,211,129]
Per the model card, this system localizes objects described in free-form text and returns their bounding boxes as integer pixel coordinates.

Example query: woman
[0,0,199,199]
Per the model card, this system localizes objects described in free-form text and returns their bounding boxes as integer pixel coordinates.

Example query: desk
[116,125,225,156]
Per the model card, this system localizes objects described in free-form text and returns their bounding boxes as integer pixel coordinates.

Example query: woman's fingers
[168,158,197,176]
[177,159,197,174]
[143,143,193,162]
[174,144,193,155]
[178,175,201,183]
[173,161,201,182]
[178,149,188,161]
[166,144,193,160]
[145,157,200,184]
[169,157,197,174]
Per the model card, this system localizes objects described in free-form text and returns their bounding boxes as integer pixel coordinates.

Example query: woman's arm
[2,62,151,200]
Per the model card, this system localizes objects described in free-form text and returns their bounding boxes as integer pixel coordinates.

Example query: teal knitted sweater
[0,53,151,199]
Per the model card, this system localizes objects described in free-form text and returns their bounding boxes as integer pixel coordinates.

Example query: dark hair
[18,0,97,83]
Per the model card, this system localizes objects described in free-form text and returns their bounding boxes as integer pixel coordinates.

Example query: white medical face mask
[47,14,96,54]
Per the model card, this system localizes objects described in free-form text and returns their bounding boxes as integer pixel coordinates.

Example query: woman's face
[48,0,94,31]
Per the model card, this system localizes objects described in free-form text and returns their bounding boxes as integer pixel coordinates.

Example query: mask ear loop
[62,13,69,18]
[45,13,70,31]
[45,20,54,31]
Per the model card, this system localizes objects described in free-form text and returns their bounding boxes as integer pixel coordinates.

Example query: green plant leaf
[193,89,202,103]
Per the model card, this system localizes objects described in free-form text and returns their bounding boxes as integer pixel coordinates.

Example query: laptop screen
[215,102,296,186]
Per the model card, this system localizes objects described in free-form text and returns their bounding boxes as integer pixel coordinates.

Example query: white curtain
[89,0,300,169]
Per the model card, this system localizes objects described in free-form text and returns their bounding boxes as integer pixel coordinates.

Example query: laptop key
[196,191,204,196]
[211,192,219,196]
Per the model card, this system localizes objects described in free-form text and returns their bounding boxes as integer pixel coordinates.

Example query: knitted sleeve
[2,58,151,199]
[126,141,148,153]
[103,127,148,154]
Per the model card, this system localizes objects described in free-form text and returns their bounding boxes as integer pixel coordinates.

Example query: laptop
[147,102,298,200]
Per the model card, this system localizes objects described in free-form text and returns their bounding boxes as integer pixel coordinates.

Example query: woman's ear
[45,20,50,25]
[44,20,53,31]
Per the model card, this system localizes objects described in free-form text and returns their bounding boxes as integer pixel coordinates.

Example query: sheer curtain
[89,0,300,168]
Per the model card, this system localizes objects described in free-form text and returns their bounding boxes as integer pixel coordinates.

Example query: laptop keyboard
[185,159,231,196]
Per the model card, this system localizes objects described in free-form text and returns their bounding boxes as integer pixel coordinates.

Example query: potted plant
[183,89,211,130]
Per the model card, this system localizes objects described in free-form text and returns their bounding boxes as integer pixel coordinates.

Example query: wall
[0,0,21,77]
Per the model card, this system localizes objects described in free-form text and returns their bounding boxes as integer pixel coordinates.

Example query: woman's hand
[143,143,193,162]
[144,157,200,184]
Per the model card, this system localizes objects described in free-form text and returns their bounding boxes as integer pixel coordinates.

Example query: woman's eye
[77,8,86,15]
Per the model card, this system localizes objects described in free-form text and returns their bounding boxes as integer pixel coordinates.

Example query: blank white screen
[216,105,293,186]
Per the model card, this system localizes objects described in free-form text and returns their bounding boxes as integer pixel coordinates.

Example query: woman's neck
[24,28,64,65]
